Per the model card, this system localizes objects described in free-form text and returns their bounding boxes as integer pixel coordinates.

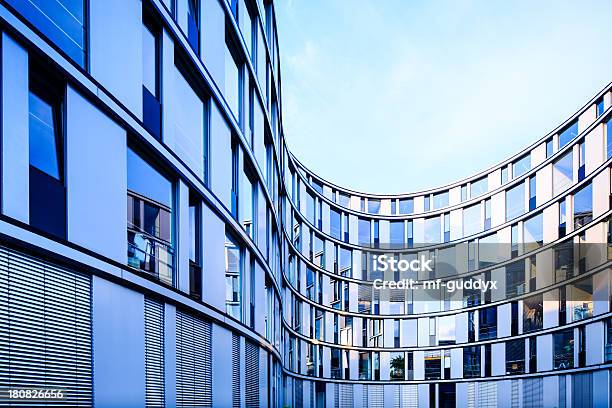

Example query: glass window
[433,192,449,209]
[240,167,256,238]
[523,294,543,333]
[358,219,371,246]
[546,138,554,158]
[311,179,323,195]
[553,151,573,196]
[399,198,414,214]
[127,149,172,208]
[304,193,315,225]
[368,199,380,214]
[506,339,525,374]
[7,0,86,66]
[330,209,341,240]
[553,330,574,370]
[142,21,158,98]
[573,183,592,229]
[424,217,441,243]
[506,183,525,221]
[312,234,325,268]
[479,306,497,340]
[512,154,531,179]
[523,213,543,252]
[505,260,525,297]
[424,351,441,380]
[391,200,397,215]
[338,192,350,208]
[529,176,536,210]
[471,177,487,198]
[225,42,241,121]
[484,199,491,230]
[570,277,593,322]
[607,121,612,160]
[390,352,405,381]
[29,91,61,180]
[189,194,202,299]
[463,203,481,237]
[186,0,200,52]
[443,213,450,242]
[127,148,174,285]
[463,346,480,378]
[501,166,508,185]
[338,247,352,277]
[225,234,242,320]
[559,120,578,149]
[438,315,455,345]
[597,98,605,117]
[559,199,567,237]
[390,221,404,247]
[424,196,431,211]
[461,185,467,201]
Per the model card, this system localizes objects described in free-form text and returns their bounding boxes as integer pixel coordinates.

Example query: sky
[276,0,612,194]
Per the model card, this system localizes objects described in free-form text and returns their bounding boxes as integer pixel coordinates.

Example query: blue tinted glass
[311,179,323,195]
[597,99,604,117]
[553,151,573,196]
[463,203,481,237]
[573,183,592,220]
[433,192,448,209]
[470,177,487,198]
[399,198,413,214]
[505,183,525,221]
[546,139,554,158]
[559,121,578,148]
[368,199,380,214]
[424,217,440,243]
[523,213,543,249]
[358,219,370,245]
[390,222,404,246]
[512,155,531,178]
[424,196,430,211]
[501,167,508,184]
[607,121,612,160]
[330,209,341,240]
[29,92,60,179]
[127,148,172,208]
[7,0,86,66]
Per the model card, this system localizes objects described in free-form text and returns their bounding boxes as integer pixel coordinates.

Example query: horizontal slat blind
[145,297,165,408]
[245,340,259,408]
[232,334,240,408]
[176,309,212,407]
[0,246,92,407]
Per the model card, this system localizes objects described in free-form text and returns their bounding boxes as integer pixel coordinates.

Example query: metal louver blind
[467,383,476,408]
[401,384,418,408]
[369,384,384,408]
[477,381,497,408]
[245,340,259,408]
[339,384,353,408]
[176,310,212,407]
[333,383,339,408]
[232,334,240,408]
[523,377,543,408]
[145,298,165,408]
[0,246,92,407]
[510,379,519,408]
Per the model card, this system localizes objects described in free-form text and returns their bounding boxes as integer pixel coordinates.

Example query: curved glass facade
[0,0,610,407]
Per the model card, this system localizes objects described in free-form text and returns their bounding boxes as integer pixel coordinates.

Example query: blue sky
[276,0,612,194]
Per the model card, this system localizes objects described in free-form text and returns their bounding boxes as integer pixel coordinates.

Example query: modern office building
[0,0,610,407]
